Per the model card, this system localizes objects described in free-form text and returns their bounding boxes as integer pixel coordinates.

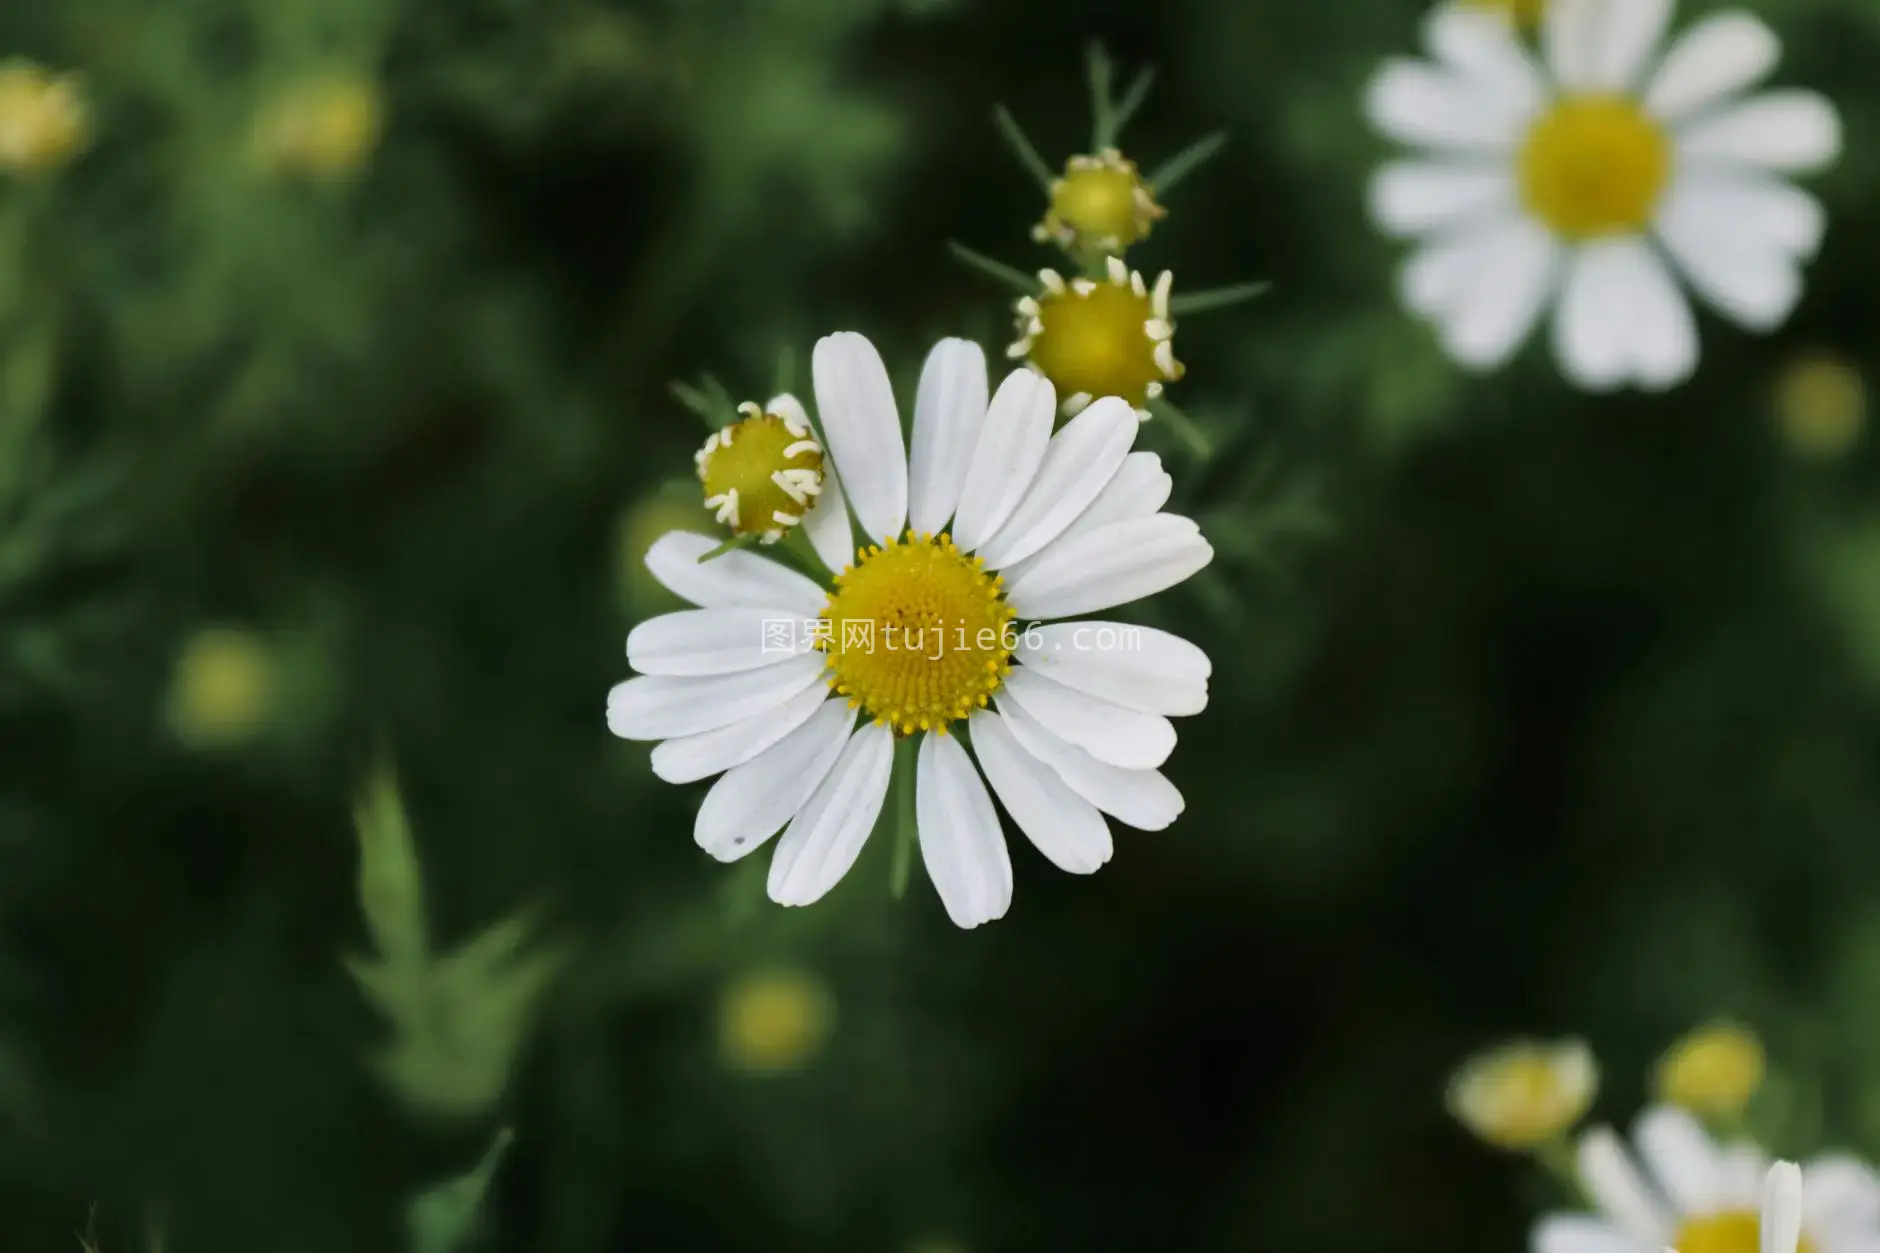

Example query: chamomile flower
[1367,0,1841,391]
[609,333,1214,927]
[694,399,826,544]
[1033,148,1166,255]
[1011,258,1184,420]
[1541,1107,1880,1253]
[1447,1038,1597,1151]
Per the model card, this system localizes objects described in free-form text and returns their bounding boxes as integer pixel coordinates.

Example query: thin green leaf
[1110,67,1157,144]
[993,105,1056,191]
[1147,396,1213,461]
[696,534,756,563]
[670,380,728,432]
[408,1128,516,1253]
[1085,42,1115,151]
[1169,281,1272,318]
[1149,130,1228,196]
[947,242,1038,295]
[354,764,428,967]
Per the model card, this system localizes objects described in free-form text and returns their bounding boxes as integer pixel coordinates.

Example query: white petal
[812,332,907,543]
[1645,13,1780,122]
[1578,1127,1674,1243]
[1005,514,1213,621]
[1365,59,1532,152]
[1015,622,1210,716]
[916,732,1013,928]
[644,531,826,615]
[996,694,1184,831]
[1533,1215,1644,1253]
[1425,4,1546,107]
[694,698,855,861]
[1434,217,1561,370]
[1370,161,1517,237]
[1635,1105,1722,1215]
[1545,0,1608,93]
[968,711,1113,874]
[952,369,1055,552]
[1005,452,1172,585]
[651,680,830,784]
[1719,1143,1773,1210]
[606,656,825,741]
[626,607,811,676]
[907,338,990,536]
[1803,1156,1880,1234]
[1000,666,1175,771]
[1657,172,1826,258]
[767,721,895,906]
[1554,242,1639,391]
[1401,229,1503,319]
[1622,246,1700,391]
[1658,183,1806,330]
[978,397,1138,570]
[1765,1162,1804,1253]
[1591,0,1673,92]
[1678,92,1842,175]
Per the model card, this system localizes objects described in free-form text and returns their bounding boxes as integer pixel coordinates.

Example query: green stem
[696,534,757,563]
[1169,281,1272,318]
[994,106,1057,191]
[1534,1136,1586,1203]
[889,735,920,899]
[1150,130,1229,196]
[1110,67,1157,144]
[1085,42,1115,151]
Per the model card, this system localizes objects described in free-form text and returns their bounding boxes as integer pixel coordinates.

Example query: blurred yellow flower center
[819,532,1014,735]
[1471,0,1547,24]
[0,61,89,174]
[1039,150,1165,251]
[254,76,384,180]
[719,969,833,1075]
[1521,95,1671,239]
[1776,354,1867,461]
[1674,1211,1812,1253]
[1021,265,1181,411]
[1655,1023,1766,1117]
[696,404,824,541]
[169,628,275,748]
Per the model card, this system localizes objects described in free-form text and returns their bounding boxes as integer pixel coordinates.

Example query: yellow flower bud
[168,627,275,748]
[0,61,89,175]
[1033,148,1165,255]
[1447,1039,1597,1150]
[1654,1022,1765,1119]
[1775,352,1865,462]
[717,967,833,1075]
[253,74,384,181]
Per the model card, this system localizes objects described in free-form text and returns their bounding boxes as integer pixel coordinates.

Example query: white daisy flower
[1542,1105,1880,1253]
[1366,0,1841,391]
[608,333,1214,927]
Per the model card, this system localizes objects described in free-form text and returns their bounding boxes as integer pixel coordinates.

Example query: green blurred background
[5,0,1880,1250]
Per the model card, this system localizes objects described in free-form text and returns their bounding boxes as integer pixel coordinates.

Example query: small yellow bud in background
[1654,1022,1765,1119]
[1775,352,1865,462]
[617,495,713,612]
[252,74,384,181]
[0,61,89,175]
[1447,1039,1597,1151]
[168,627,275,748]
[717,966,833,1076]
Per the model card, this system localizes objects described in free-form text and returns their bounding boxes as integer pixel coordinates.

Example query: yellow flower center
[1470,0,1547,25]
[1520,95,1671,239]
[253,77,384,180]
[0,62,89,174]
[697,404,824,542]
[1039,149,1165,251]
[819,532,1014,735]
[1462,1055,1584,1148]
[1674,1211,1813,1253]
[718,968,834,1075]
[1655,1023,1766,1117]
[1017,263,1182,412]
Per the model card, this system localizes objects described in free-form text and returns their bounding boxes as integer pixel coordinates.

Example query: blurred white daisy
[1541,1106,1879,1253]
[609,333,1214,927]
[1366,0,1841,391]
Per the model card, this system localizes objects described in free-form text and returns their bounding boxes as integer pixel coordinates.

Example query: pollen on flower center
[1674,1211,1813,1253]
[1035,148,1166,253]
[1012,257,1183,418]
[696,403,825,543]
[819,532,1015,736]
[1520,95,1671,239]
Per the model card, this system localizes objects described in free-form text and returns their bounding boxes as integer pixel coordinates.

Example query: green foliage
[406,1128,514,1253]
